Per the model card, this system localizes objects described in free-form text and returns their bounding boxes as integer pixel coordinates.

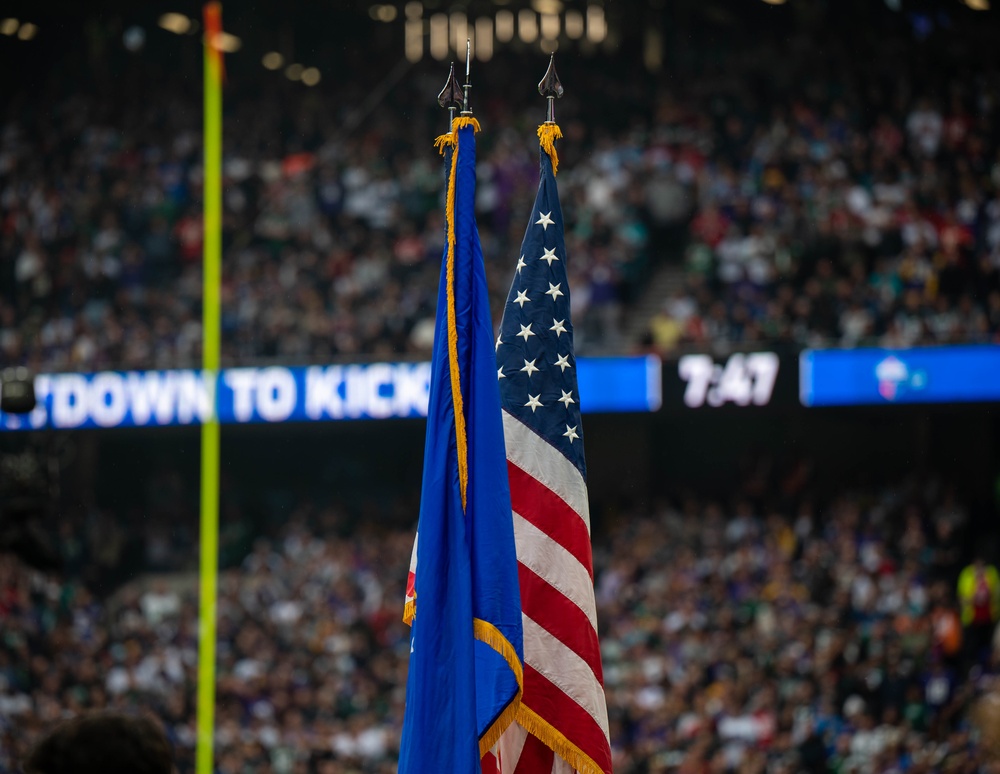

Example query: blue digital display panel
[0,357,662,432]
[800,345,1000,407]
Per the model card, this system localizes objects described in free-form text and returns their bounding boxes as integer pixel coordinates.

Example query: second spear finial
[461,39,472,116]
[538,54,564,125]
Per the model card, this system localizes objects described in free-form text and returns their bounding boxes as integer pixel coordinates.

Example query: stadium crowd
[647,86,1000,354]
[4,23,1000,372]
[0,66,650,371]
[2,474,998,773]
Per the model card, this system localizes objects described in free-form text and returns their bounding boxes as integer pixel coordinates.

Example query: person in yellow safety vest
[957,555,1000,669]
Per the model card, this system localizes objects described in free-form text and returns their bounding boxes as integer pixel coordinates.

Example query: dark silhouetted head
[24,713,174,774]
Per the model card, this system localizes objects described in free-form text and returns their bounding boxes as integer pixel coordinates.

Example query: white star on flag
[554,353,571,372]
[558,389,575,407]
[563,424,579,443]
[524,394,543,412]
[497,366,506,380]
[495,334,502,352]
[516,255,526,274]
[535,211,555,230]
[520,358,540,377]
[516,323,535,341]
[550,319,567,336]
[545,282,564,300]
[513,289,530,308]
[540,247,559,266]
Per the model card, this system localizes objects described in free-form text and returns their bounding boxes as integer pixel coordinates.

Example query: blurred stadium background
[2,0,1000,772]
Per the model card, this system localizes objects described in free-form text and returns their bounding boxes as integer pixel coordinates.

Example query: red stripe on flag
[508,461,593,579]
[522,665,612,774]
[481,751,500,774]
[513,731,555,774]
[518,563,604,684]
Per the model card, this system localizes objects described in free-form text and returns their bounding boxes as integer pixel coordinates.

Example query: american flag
[492,143,612,774]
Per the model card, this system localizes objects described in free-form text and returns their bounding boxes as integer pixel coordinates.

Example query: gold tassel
[402,598,416,625]
[434,117,482,156]
[433,133,456,156]
[516,705,606,774]
[453,116,481,133]
[537,123,563,175]
[473,618,524,756]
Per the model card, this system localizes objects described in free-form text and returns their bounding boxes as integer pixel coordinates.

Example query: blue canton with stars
[497,149,586,479]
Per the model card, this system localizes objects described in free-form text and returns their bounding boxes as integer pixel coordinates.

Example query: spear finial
[437,62,462,130]
[538,53,564,124]
[461,39,472,115]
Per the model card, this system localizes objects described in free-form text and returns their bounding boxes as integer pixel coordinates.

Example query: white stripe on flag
[551,756,574,774]
[502,411,591,531]
[513,513,598,631]
[522,615,611,737]
[497,722,528,772]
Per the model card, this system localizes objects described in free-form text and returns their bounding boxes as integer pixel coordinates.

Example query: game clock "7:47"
[678,352,780,408]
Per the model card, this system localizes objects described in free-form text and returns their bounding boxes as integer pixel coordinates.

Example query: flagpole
[197,4,223,774]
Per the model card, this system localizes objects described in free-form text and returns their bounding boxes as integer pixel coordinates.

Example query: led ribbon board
[801,345,1000,407]
[0,356,662,432]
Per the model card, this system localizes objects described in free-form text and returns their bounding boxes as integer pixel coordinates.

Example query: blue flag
[399,119,524,774]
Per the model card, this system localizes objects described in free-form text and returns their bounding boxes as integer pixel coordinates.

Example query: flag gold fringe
[473,618,524,757]
[402,598,416,625]
[517,704,606,774]
[442,122,469,511]
[435,116,482,156]
[434,133,456,155]
[537,123,563,175]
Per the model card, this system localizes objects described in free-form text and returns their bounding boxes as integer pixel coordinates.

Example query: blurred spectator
[5,19,1000,371]
[2,470,997,773]
[958,554,1000,668]
[24,713,174,774]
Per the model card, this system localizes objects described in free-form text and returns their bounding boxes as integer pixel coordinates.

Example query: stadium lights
[262,51,284,70]
[964,0,990,9]
[405,18,423,61]
[369,4,398,22]
[760,0,788,4]
[394,0,611,63]
[16,22,37,40]
[585,5,606,42]
[300,67,321,86]
[429,13,448,60]
[158,12,192,34]
[519,9,538,42]
[0,18,18,36]
[564,10,583,39]
[450,11,468,56]
[475,17,493,61]
[495,10,514,42]
[532,0,563,13]
[540,12,559,39]
[284,62,304,80]
[213,31,241,52]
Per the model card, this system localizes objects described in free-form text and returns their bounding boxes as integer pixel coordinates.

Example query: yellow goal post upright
[197,3,223,774]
